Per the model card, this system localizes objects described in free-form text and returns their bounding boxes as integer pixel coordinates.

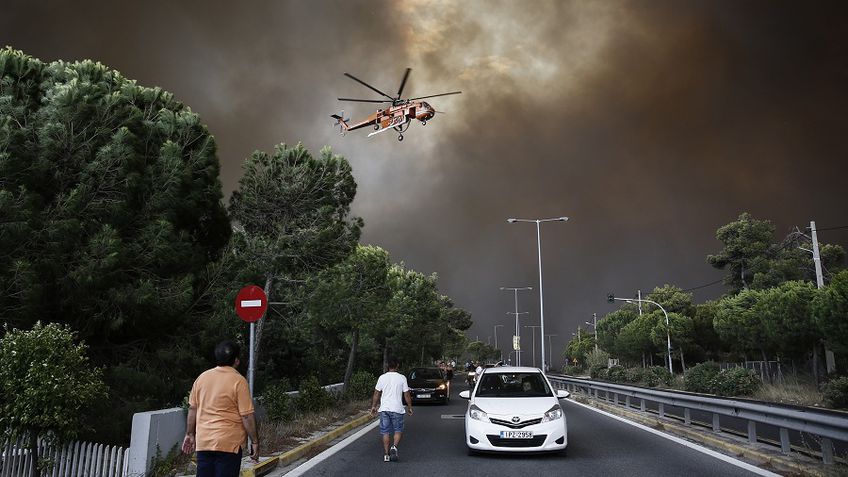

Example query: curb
[583,397,835,477]
[240,413,375,477]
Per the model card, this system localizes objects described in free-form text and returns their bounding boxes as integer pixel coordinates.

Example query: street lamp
[608,293,673,373]
[524,325,542,367]
[501,286,532,366]
[494,324,504,359]
[546,334,558,372]
[508,216,568,374]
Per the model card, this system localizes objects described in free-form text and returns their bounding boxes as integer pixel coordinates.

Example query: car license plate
[418,393,431,399]
[500,431,533,439]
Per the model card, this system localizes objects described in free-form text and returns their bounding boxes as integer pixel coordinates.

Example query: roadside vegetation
[0,47,473,450]
[564,213,848,409]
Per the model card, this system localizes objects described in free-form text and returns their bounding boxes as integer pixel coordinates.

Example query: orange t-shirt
[189,366,255,453]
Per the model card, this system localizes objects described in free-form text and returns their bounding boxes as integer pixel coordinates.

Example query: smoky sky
[3,0,847,367]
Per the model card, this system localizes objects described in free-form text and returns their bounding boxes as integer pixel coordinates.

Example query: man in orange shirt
[182,341,259,477]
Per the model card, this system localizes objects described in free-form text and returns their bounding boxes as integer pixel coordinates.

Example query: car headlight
[437,383,447,390]
[542,404,563,422]
[469,404,489,422]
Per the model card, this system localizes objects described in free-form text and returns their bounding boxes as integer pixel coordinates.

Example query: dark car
[407,367,450,404]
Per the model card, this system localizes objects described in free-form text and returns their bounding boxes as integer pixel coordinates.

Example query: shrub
[295,376,332,413]
[712,368,760,397]
[585,349,610,369]
[645,366,673,387]
[562,365,582,376]
[596,368,610,381]
[607,365,627,383]
[589,364,607,379]
[262,378,294,422]
[823,376,848,409]
[625,367,646,384]
[684,362,721,394]
[346,371,377,401]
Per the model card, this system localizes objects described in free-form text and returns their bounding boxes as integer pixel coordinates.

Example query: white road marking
[566,399,780,477]
[240,300,263,308]
[283,420,379,476]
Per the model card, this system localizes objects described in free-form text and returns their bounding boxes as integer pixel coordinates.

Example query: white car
[459,366,569,454]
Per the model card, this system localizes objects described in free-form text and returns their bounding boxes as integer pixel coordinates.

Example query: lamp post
[608,294,673,373]
[501,286,532,366]
[508,216,568,374]
[546,334,558,372]
[524,325,542,368]
[494,324,504,359]
[585,313,598,351]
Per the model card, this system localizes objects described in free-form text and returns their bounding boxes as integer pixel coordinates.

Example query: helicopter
[331,68,461,141]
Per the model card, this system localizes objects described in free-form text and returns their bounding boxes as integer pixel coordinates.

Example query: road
[281,377,771,477]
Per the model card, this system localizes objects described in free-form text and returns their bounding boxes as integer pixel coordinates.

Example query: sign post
[235,285,268,398]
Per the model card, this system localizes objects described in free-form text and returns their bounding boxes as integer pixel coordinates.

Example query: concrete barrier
[127,407,186,477]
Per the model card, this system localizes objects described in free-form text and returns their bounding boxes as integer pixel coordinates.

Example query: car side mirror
[556,389,570,399]
[459,390,471,400]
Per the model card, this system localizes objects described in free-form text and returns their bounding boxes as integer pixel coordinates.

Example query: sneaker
[389,445,398,462]
[383,454,390,463]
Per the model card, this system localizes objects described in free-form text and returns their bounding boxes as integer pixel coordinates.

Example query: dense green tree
[0,323,107,477]
[0,48,231,441]
[596,306,638,356]
[616,313,660,365]
[755,281,819,361]
[565,328,596,366]
[692,301,724,361]
[228,143,362,384]
[814,270,848,358]
[466,340,500,362]
[707,213,775,293]
[713,289,771,361]
[308,245,391,391]
[649,311,694,372]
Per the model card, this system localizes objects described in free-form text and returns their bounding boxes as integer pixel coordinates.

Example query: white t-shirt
[375,371,411,414]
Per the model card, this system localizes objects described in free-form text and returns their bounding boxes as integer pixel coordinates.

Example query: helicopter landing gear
[397,134,404,142]
[374,124,380,130]
[421,120,427,126]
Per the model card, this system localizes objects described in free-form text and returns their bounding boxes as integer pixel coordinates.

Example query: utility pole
[546,334,558,371]
[585,313,598,351]
[524,325,542,367]
[810,221,825,289]
[637,290,643,315]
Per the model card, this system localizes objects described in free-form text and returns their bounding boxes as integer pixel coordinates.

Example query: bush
[295,376,332,413]
[585,349,610,369]
[625,367,646,383]
[346,371,377,401]
[823,376,848,409]
[645,366,673,387]
[589,364,607,379]
[596,368,610,381]
[712,368,760,397]
[607,365,627,383]
[562,365,582,376]
[262,378,294,422]
[684,362,721,394]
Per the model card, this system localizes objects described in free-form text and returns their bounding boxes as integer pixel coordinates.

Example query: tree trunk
[680,349,686,374]
[343,329,359,393]
[642,352,646,369]
[760,349,768,363]
[253,273,274,371]
[29,431,38,477]
[382,338,389,372]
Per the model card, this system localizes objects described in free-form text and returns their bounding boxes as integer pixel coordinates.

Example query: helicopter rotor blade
[396,68,412,99]
[337,98,394,103]
[407,91,462,101]
[343,73,394,101]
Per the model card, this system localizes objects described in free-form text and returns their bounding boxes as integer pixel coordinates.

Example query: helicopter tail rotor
[331,110,350,135]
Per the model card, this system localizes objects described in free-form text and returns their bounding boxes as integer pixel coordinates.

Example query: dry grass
[752,374,825,408]
[258,399,370,455]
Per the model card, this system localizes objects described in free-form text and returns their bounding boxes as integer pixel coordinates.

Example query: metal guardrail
[547,373,848,465]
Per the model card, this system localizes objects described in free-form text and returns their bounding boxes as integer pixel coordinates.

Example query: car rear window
[410,368,443,380]
[476,372,552,398]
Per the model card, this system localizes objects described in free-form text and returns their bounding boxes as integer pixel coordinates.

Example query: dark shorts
[197,449,242,477]
[379,411,405,435]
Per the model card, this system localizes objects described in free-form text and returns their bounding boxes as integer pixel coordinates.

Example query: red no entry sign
[235,285,268,323]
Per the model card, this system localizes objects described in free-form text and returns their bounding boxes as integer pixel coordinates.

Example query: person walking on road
[182,340,260,477]
[370,357,413,462]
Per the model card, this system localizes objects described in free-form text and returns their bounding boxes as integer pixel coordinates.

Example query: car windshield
[475,372,552,398]
[409,368,442,380]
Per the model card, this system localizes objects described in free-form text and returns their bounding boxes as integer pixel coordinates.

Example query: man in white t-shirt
[370,357,413,462]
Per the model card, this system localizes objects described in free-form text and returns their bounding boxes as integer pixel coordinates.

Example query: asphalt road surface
[285,377,771,477]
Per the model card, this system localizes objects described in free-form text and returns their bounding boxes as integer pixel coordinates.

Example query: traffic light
[607,293,615,303]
